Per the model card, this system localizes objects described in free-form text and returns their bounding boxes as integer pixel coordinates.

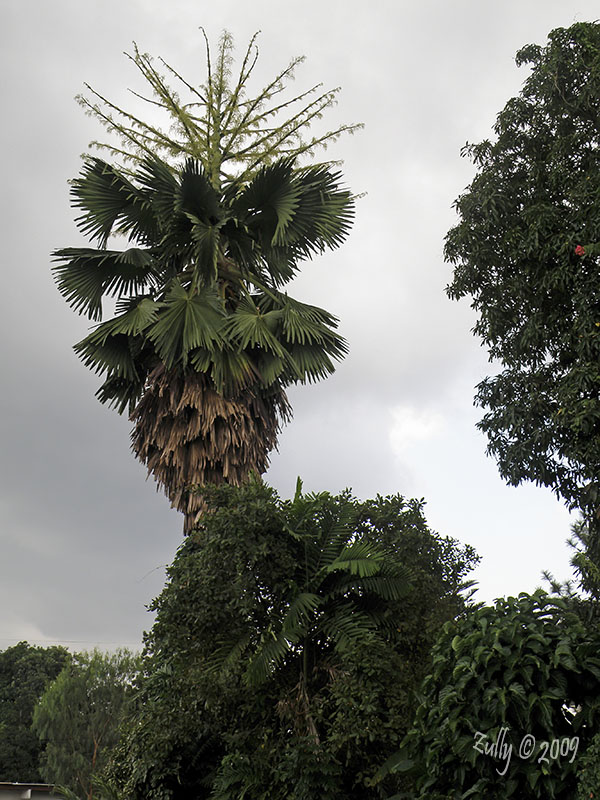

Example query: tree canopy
[445,21,600,518]
[104,480,478,800]
[32,649,140,800]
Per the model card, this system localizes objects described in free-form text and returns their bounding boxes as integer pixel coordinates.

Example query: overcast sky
[1,0,597,651]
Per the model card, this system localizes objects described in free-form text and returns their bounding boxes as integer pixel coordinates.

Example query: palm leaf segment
[243,495,412,686]
[53,156,354,524]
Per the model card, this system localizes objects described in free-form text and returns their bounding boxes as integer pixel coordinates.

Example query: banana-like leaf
[326,540,385,578]
[293,476,303,503]
[147,281,225,367]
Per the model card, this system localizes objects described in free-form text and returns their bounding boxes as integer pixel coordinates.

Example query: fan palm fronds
[54,154,352,526]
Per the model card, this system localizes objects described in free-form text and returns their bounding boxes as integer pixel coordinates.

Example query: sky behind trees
[1,0,596,649]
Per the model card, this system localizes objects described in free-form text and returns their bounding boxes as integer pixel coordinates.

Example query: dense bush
[393,591,600,799]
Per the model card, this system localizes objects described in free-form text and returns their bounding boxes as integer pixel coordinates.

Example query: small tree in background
[0,642,69,782]
[33,649,140,800]
[53,31,360,529]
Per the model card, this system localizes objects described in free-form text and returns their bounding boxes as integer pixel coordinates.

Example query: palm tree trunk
[130,365,291,532]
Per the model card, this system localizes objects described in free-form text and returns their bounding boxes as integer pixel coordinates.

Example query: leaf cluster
[53,155,353,415]
[575,727,600,798]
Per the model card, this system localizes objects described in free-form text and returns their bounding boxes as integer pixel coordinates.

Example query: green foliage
[445,22,600,516]
[53,155,352,413]
[576,729,600,798]
[396,591,600,799]
[0,642,69,782]
[568,518,600,603]
[33,649,140,800]
[544,517,600,615]
[105,480,478,800]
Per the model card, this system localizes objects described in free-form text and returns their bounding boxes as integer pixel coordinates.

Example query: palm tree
[53,32,358,529]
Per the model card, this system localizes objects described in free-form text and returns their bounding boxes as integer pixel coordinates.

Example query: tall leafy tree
[32,649,140,800]
[0,642,69,782]
[53,32,359,528]
[104,480,478,800]
[445,22,600,520]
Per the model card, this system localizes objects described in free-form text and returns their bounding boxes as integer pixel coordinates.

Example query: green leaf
[147,281,225,367]
[325,541,384,578]
[74,332,139,382]
[224,296,287,357]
